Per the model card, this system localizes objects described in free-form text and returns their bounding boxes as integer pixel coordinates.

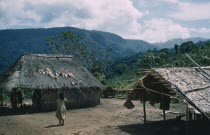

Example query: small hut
[0,54,103,112]
[129,67,210,122]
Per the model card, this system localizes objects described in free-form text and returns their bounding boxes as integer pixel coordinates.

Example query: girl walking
[56,93,67,125]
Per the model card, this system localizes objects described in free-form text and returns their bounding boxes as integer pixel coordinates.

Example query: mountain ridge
[0,26,156,73]
[153,37,207,48]
[0,26,208,73]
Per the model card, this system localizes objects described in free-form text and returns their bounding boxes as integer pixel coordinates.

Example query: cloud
[0,0,143,36]
[0,0,208,43]
[190,27,210,33]
[170,2,210,21]
[162,0,180,4]
[125,18,190,43]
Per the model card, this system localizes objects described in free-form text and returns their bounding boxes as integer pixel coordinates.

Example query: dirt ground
[0,98,209,135]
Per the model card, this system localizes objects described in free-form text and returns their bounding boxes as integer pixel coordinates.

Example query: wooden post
[161,85,166,122]
[163,109,166,121]
[186,105,189,121]
[0,90,3,108]
[143,91,146,124]
[186,105,189,135]
[143,100,146,124]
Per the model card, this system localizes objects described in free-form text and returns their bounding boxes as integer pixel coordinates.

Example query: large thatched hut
[129,67,210,122]
[0,54,103,112]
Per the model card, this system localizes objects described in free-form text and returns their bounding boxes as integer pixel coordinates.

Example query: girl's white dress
[56,98,67,121]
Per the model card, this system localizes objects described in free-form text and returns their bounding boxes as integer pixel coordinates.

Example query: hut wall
[64,87,101,109]
[41,89,57,112]
[32,89,42,112]
[39,87,101,112]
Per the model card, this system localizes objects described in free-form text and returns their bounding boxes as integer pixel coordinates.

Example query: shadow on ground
[45,124,64,128]
[0,106,32,116]
[118,119,210,135]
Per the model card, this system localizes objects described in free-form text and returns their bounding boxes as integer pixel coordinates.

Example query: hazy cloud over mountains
[168,0,210,21]
[0,0,209,43]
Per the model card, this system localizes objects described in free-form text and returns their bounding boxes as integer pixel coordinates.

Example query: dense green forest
[2,29,208,91]
[0,27,158,73]
[44,31,210,90]
[105,41,210,89]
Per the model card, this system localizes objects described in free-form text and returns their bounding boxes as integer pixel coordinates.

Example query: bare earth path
[0,99,186,135]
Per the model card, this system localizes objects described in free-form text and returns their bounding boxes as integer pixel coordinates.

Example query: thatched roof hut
[129,67,210,120]
[0,54,103,111]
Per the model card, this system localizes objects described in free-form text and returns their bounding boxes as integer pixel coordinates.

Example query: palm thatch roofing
[0,54,103,92]
[129,67,210,118]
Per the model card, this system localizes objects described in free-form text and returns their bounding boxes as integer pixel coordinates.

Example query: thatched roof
[0,54,103,92]
[129,67,210,117]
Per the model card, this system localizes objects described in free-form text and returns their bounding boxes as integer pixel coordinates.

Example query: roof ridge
[23,53,74,58]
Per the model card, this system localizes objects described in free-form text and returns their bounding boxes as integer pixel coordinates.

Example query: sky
[0,0,210,43]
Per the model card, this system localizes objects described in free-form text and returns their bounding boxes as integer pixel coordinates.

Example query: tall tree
[174,44,179,54]
[45,30,112,80]
[179,41,197,53]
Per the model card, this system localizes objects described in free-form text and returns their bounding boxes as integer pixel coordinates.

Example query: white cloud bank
[162,0,180,4]
[190,27,210,33]
[169,1,210,21]
[136,18,190,43]
[0,0,208,43]
[0,0,142,34]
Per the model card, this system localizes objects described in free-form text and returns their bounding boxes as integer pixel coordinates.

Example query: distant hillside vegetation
[0,27,157,73]
[153,37,207,48]
[0,27,208,74]
[106,41,210,89]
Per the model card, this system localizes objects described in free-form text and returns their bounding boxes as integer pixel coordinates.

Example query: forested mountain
[0,27,157,73]
[0,27,209,75]
[106,41,210,89]
[154,37,207,48]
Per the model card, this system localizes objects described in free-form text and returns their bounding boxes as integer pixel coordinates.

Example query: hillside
[106,41,210,89]
[0,27,157,73]
[0,27,208,74]
[154,37,208,48]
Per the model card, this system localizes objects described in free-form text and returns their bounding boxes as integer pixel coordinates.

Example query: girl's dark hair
[58,93,64,100]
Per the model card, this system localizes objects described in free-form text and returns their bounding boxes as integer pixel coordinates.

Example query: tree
[46,31,92,64]
[174,44,178,54]
[156,48,169,67]
[114,64,128,75]
[179,41,197,53]
[45,30,112,80]
[138,52,155,68]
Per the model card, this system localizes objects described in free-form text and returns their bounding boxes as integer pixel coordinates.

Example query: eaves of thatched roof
[130,67,210,117]
[153,67,210,114]
[0,54,103,92]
